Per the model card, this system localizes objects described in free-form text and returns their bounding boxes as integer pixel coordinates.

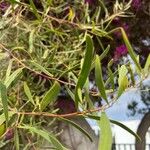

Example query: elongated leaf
[40,81,60,111]
[14,129,20,150]
[99,45,110,60]
[144,54,150,74]
[0,124,6,137]
[5,59,13,81]
[0,82,8,126]
[128,64,135,86]
[4,68,23,88]
[19,125,68,150]
[98,112,112,150]
[95,55,108,103]
[107,60,115,90]
[23,82,34,105]
[121,28,142,72]
[0,112,15,126]
[110,120,141,141]
[30,61,53,77]
[29,29,35,53]
[117,65,128,97]
[59,117,93,142]
[29,0,41,20]
[75,35,94,107]
[86,115,140,140]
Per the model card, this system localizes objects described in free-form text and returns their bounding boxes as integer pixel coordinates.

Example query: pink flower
[114,44,128,61]
[131,0,142,11]
[0,1,10,12]
[84,0,95,4]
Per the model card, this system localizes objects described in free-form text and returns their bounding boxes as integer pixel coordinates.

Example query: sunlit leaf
[121,28,142,72]
[0,81,8,126]
[40,81,60,111]
[86,115,141,141]
[23,82,34,105]
[98,112,112,150]
[110,120,141,141]
[117,65,128,97]
[95,55,108,103]
[0,112,15,126]
[144,54,150,74]
[0,124,6,137]
[19,125,68,150]
[14,129,20,150]
[29,0,41,20]
[75,35,94,107]
[5,59,13,81]
[4,68,23,89]
[29,29,35,53]
[30,61,53,77]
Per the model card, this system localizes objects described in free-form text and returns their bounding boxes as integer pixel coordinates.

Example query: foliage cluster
[0,0,150,149]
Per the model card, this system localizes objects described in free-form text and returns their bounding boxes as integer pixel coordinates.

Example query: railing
[112,144,150,150]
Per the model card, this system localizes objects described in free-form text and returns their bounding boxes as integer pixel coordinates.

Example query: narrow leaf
[95,55,108,103]
[0,82,8,126]
[117,65,128,97]
[0,112,15,126]
[59,117,93,142]
[4,68,23,88]
[0,124,6,137]
[121,28,142,72]
[40,81,60,111]
[19,125,68,150]
[5,59,13,81]
[98,112,112,150]
[110,120,141,141]
[75,35,94,107]
[29,0,41,20]
[23,82,34,105]
[29,29,35,53]
[30,61,53,77]
[86,115,141,140]
[99,45,110,60]
[144,54,150,74]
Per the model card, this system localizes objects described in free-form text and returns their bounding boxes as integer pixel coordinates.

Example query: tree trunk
[135,112,150,150]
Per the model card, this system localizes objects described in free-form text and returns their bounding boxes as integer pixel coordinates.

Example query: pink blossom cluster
[114,44,128,61]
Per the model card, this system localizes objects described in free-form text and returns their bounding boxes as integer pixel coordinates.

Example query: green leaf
[0,124,6,137]
[4,68,23,89]
[121,28,142,72]
[117,65,128,97]
[86,115,141,141]
[99,45,110,60]
[30,61,53,77]
[40,81,60,111]
[14,129,20,150]
[95,55,108,103]
[0,112,15,126]
[144,54,150,74]
[110,120,141,141]
[107,60,115,90]
[59,117,93,142]
[98,112,112,150]
[29,29,35,53]
[75,35,94,107]
[0,82,8,126]
[19,125,68,150]
[23,82,35,105]
[5,59,13,81]
[29,0,41,20]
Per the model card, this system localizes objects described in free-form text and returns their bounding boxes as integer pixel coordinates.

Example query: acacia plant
[0,0,149,150]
